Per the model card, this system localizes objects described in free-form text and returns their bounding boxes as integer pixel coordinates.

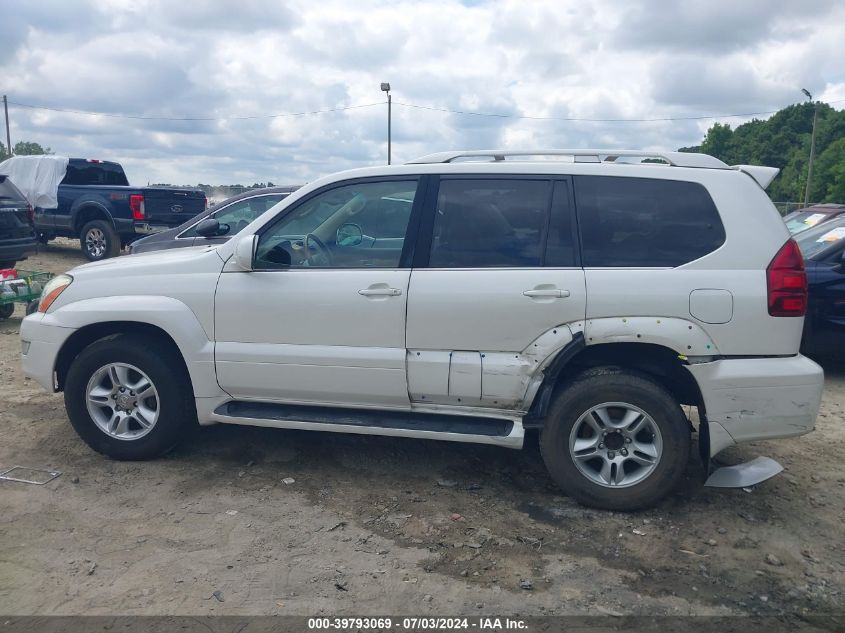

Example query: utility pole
[802,88,818,207]
[3,95,11,158]
[381,82,391,165]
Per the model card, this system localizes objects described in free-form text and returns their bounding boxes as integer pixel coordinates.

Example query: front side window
[575,176,726,267]
[255,180,418,269]
[182,194,287,238]
[430,179,552,267]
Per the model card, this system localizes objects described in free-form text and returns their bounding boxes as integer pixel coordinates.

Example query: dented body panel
[687,355,823,453]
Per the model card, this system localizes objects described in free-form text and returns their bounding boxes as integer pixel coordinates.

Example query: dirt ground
[1,240,844,617]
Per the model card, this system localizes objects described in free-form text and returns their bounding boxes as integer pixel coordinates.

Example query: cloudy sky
[2,0,844,186]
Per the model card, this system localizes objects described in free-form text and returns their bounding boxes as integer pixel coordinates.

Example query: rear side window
[62,161,129,186]
[430,179,551,267]
[0,178,27,204]
[575,176,725,267]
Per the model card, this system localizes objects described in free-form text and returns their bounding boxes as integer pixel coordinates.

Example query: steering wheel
[304,233,332,266]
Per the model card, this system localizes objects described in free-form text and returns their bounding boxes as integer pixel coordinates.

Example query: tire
[64,334,196,460]
[37,232,52,245]
[80,219,121,261]
[0,261,16,269]
[0,303,14,320]
[540,368,690,511]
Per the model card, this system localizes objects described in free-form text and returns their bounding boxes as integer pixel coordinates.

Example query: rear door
[405,176,586,409]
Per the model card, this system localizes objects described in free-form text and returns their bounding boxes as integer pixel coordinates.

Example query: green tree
[0,141,7,161]
[812,137,845,201]
[13,141,52,155]
[682,101,845,203]
[699,122,734,160]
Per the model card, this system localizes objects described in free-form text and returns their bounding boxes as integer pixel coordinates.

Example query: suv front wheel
[540,368,690,511]
[64,334,195,459]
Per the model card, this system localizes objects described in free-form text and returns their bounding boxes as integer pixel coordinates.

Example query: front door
[214,178,422,408]
[405,176,587,408]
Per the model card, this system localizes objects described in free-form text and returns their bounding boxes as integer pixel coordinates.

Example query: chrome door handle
[358,287,402,297]
[523,288,570,298]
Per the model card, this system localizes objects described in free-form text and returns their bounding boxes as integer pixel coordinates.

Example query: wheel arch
[49,295,221,399]
[73,203,114,234]
[525,340,705,428]
[56,322,188,392]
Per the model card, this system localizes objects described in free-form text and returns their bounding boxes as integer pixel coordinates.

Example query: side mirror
[233,234,257,271]
[196,218,229,238]
[336,223,363,247]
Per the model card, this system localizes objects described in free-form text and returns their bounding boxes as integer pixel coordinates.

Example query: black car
[0,175,37,268]
[794,215,845,357]
[129,186,299,254]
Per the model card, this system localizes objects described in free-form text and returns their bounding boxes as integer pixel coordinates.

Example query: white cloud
[1,0,843,185]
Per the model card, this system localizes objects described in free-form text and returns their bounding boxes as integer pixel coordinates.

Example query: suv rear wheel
[80,219,120,261]
[540,368,690,510]
[64,334,195,459]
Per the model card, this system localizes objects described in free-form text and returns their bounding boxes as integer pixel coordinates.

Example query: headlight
[38,274,73,313]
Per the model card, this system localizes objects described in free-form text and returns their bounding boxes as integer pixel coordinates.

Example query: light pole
[381,82,391,165]
[802,88,818,207]
[3,96,10,158]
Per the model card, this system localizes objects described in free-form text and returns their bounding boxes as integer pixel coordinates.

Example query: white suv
[20,150,824,510]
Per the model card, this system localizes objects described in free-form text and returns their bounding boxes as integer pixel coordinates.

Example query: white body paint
[20,155,824,458]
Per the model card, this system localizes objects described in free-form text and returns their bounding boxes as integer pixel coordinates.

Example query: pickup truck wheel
[540,368,690,511]
[0,303,14,319]
[37,232,52,245]
[80,220,121,261]
[64,334,196,460]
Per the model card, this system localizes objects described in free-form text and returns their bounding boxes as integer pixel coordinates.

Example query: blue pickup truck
[35,158,207,261]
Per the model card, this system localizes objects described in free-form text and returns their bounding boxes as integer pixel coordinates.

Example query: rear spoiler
[733,164,779,190]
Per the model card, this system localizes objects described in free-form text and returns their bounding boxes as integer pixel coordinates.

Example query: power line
[6,97,845,124]
[393,99,845,122]
[6,100,386,121]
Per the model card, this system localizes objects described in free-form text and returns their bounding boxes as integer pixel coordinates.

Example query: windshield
[794,216,845,258]
[784,210,832,234]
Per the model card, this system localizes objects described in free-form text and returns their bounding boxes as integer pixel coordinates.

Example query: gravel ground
[0,240,843,617]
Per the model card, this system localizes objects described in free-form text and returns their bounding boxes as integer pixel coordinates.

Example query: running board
[704,456,783,488]
[211,401,524,449]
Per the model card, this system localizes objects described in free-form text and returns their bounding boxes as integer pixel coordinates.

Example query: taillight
[129,194,145,220]
[767,239,807,317]
[26,204,34,225]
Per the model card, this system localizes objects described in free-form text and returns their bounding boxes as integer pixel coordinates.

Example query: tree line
[680,101,845,203]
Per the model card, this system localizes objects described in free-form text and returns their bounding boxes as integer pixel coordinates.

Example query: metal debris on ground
[205,590,224,602]
[0,466,62,485]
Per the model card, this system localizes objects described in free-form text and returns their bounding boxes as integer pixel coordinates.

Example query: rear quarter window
[575,176,725,267]
[62,161,129,186]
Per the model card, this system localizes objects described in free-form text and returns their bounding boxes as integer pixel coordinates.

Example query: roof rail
[406,149,730,169]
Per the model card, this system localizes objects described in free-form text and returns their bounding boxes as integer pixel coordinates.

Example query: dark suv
[0,175,37,268]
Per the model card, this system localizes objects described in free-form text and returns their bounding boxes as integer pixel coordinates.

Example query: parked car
[130,186,299,254]
[794,215,845,357]
[20,149,823,510]
[32,158,207,261]
[0,175,37,268]
[783,203,845,234]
